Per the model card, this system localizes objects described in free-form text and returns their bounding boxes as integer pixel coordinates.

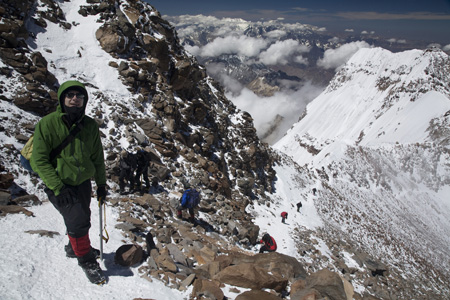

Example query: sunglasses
[65,92,85,99]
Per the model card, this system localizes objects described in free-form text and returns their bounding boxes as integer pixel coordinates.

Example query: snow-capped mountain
[275,47,450,298]
[0,0,449,299]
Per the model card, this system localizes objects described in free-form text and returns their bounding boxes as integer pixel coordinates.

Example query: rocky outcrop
[0,0,58,116]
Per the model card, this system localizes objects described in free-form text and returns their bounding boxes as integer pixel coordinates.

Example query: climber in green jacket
[30,80,107,285]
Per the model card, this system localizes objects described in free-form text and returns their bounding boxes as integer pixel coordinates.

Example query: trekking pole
[98,198,109,262]
[99,197,103,261]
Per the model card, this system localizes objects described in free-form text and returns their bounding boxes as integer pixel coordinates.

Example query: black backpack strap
[49,120,84,161]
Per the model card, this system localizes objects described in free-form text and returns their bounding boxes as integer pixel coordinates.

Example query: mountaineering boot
[65,241,100,259]
[77,249,107,285]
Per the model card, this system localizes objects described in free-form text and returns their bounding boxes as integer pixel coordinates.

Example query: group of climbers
[118,149,152,195]
[258,188,317,253]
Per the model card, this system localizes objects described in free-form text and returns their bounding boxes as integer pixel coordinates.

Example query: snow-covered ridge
[275,47,450,166]
[274,46,450,297]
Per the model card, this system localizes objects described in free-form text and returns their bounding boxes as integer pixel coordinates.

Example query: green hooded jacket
[30,80,106,196]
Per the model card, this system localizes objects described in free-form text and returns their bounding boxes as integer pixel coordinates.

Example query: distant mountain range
[165,15,450,144]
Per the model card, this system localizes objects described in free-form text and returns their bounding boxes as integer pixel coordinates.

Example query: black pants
[119,168,134,191]
[46,180,92,238]
[177,205,194,217]
[259,245,275,253]
[135,167,150,188]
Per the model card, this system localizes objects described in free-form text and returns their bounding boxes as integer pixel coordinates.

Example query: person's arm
[30,121,65,195]
[90,123,106,186]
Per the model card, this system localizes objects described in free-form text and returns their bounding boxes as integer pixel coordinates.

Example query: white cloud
[427,43,442,49]
[317,41,372,70]
[199,35,268,57]
[387,38,407,44]
[345,29,354,32]
[227,82,324,144]
[294,55,308,65]
[184,44,201,56]
[328,37,341,43]
[206,63,244,96]
[264,30,287,39]
[443,44,450,51]
[259,39,310,65]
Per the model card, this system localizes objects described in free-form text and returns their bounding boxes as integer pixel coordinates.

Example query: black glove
[56,186,77,207]
[97,185,107,205]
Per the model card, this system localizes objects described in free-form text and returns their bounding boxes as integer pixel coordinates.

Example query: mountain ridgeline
[0,0,449,299]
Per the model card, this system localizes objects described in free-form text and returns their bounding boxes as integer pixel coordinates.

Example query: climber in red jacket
[281,211,288,223]
[258,233,277,253]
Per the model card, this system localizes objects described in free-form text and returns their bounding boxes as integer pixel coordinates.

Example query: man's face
[64,89,85,108]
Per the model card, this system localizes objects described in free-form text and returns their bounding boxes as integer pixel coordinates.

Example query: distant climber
[134,149,151,193]
[312,188,317,196]
[296,201,302,212]
[258,233,277,253]
[118,150,137,195]
[177,187,201,223]
[281,211,288,223]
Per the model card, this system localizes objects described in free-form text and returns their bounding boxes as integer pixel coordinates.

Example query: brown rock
[115,244,144,266]
[235,290,282,300]
[192,279,224,300]
[214,263,288,292]
[0,205,34,217]
[306,269,353,300]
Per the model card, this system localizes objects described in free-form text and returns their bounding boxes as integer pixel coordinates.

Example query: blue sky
[148,0,450,44]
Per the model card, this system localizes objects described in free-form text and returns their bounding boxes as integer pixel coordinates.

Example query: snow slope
[0,201,190,300]
[274,47,450,294]
[275,47,450,166]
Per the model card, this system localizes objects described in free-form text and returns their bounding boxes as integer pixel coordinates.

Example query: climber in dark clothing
[258,233,277,253]
[118,150,137,195]
[134,150,151,193]
[296,201,302,212]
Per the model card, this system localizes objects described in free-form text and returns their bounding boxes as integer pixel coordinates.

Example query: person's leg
[176,205,183,218]
[135,168,144,188]
[143,168,150,189]
[128,169,135,191]
[119,169,126,192]
[46,180,92,256]
[188,207,195,222]
[48,180,105,283]
[64,180,92,257]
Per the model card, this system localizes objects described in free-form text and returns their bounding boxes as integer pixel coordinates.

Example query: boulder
[192,278,224,300]
[115,244,144,266]
[235,290,282,300]
[214,263,288,292]
[306,269,353,300]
